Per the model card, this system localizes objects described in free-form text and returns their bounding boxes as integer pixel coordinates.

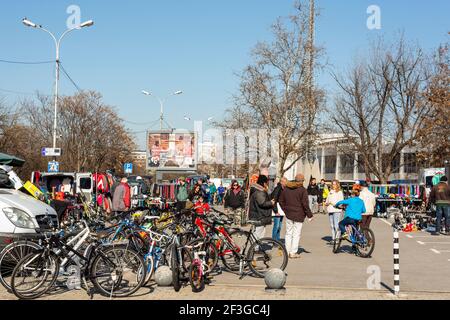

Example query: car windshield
[0,171,14,189]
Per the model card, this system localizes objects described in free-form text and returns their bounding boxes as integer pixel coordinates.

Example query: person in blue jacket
[335,187,366,239]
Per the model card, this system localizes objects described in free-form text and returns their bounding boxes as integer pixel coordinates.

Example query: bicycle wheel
[186,238,218,272]
[143,255,154,286]
[189,261,205,293]
[221,229,250,272]
[356,228,375,258]
[247,238,288,278]
[11,251,59,300]
[0,240,42,291]
[171,243,181,292]
[91,245,146,298]
[332,232,342,254]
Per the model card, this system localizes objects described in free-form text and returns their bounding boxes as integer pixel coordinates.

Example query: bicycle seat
[144,216,160,221]
[90,230,111,240]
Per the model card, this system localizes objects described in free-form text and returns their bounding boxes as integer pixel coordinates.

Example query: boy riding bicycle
[335,186,366,240]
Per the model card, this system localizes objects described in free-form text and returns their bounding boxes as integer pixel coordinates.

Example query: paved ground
[1,213,450,300]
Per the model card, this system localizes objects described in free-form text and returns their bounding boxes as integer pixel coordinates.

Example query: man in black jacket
[224,180,246,226]
[249,175,274,240]
[271,177,287,241]
[307,178,320,214]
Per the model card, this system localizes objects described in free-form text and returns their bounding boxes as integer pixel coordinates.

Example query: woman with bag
[248,175,274,240]
[271,177,288,241]
[325,180,344,245]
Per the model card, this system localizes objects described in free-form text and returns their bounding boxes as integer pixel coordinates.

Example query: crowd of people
[169,172,378,260]
[112,172,450,261]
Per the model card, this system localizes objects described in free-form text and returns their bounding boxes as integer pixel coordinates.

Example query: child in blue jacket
[335,189,366,238]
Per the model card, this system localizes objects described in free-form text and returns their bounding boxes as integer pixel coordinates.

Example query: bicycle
[10,228,146,300]
[216,219,288,278]
[332,223,375,258]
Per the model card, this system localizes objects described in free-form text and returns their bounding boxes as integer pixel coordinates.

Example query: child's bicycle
[332,223,375,258]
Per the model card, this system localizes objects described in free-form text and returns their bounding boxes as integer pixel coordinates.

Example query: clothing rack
[369,184,422,198]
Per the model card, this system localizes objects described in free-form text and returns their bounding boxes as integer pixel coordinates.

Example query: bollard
[264,268,287,293]
[393,229,400,295]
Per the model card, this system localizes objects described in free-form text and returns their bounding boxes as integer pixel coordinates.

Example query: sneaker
[289,253,301,259]
[341,233,349,240]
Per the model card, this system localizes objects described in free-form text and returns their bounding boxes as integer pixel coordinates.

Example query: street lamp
[141,90,183,130]
[22,17,94,150]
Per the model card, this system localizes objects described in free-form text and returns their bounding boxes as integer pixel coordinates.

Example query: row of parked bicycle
[0,204,288,299]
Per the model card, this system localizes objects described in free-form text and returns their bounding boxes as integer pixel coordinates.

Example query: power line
[0,59,54,65]
[123,119,160,126]
[59,63,82,92]
[0,87,36,96]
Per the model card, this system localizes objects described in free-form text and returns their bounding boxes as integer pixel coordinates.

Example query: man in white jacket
[359,181,377,228]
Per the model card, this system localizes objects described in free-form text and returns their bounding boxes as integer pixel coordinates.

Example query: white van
[0,165,58,248]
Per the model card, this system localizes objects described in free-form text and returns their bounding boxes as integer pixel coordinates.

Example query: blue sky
[1,0,449,148]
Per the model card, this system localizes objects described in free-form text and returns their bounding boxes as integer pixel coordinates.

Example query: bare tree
[416,44,450,167]
[218,2,323,178]
[22,91,136,174]
[331,37,433,183]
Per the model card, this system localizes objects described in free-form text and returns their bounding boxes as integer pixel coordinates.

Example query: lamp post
[141,90,183,131]
[22,18,94,150]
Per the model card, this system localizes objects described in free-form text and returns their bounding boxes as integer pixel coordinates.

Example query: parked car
[0,163,58,249]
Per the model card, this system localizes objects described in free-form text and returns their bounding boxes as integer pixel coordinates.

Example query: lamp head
[80,20,94,28]
[22,18,38,28]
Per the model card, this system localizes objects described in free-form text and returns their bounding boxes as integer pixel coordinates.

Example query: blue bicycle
[332,223,375,258]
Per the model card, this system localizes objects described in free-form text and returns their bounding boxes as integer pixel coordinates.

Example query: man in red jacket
[112,177,131,212]
[279,173,313,259]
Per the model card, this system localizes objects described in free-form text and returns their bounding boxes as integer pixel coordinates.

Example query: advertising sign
[147,130,196,170]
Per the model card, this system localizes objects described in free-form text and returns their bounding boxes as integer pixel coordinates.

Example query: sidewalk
[2,283,450,300]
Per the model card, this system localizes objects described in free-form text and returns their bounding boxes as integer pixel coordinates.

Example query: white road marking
[406,235,413,238]
[431,249,441,254]
[417,241,425,245]
[380,219,392,226]
[420,242,450,245]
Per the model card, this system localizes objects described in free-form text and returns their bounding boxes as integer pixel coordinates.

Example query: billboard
[147,130,196,170]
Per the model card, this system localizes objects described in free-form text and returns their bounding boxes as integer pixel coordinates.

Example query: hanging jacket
[176,184,189,202]
[112,182,131,211]
[248,183,273,226]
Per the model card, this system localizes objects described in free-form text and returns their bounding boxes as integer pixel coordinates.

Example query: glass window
[79,178,91,190]
[340,155,354,174]
[325,155,336,174]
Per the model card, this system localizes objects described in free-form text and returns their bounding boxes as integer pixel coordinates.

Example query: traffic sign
[42,148,62,157]
[124,163,133,174]
[48,161,59,173]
